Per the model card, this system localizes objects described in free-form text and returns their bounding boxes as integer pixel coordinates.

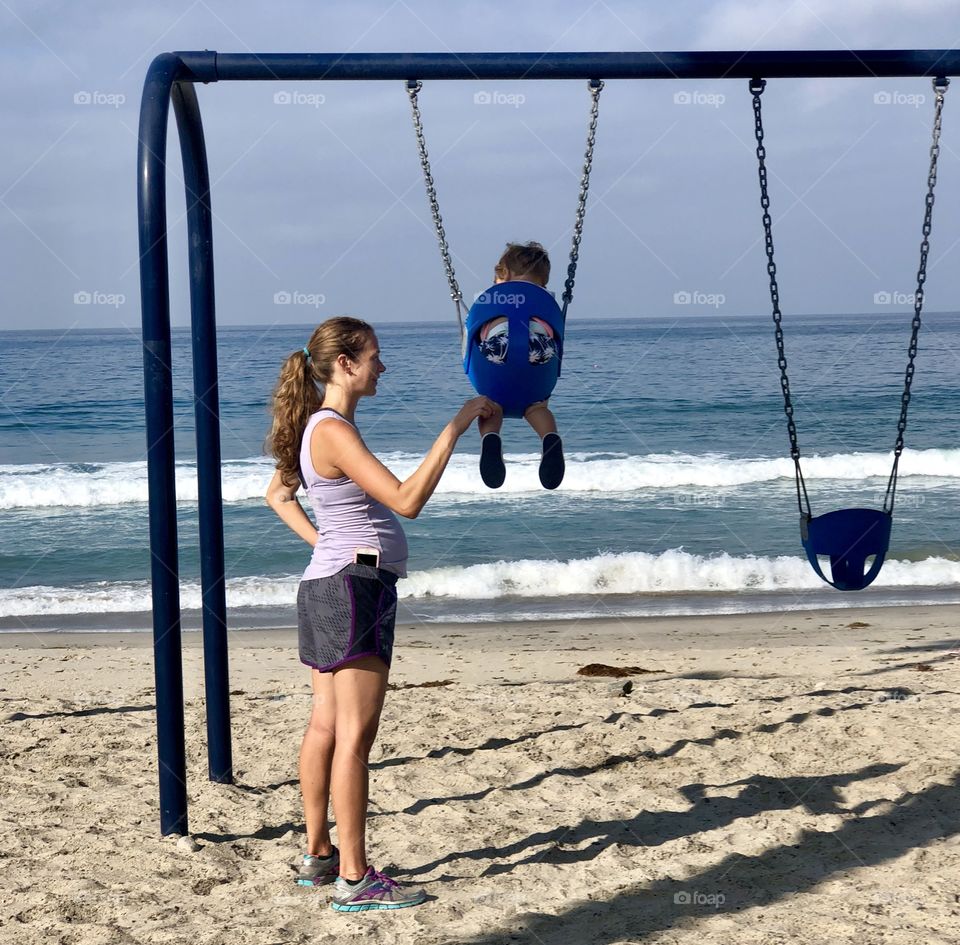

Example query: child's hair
[494,241,550,287]
[267,316,373,487]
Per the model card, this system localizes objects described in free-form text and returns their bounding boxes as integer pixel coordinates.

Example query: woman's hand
[450,396,501,436]
[265,469,319,546]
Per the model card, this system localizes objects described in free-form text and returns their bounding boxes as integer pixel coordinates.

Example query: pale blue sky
[2,0,960,330]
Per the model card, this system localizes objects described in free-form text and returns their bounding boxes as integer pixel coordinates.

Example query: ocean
[2,313,959,632]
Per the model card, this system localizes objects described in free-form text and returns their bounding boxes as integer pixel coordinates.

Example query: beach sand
[2,605,960,944]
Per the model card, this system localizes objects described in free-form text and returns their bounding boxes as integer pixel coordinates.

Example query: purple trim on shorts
[299,568,392,673]
[374,585,386,654]
[344,573,358,650]
[304,652,381,673]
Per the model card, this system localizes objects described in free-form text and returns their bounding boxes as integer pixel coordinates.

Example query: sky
[2,0,960,331]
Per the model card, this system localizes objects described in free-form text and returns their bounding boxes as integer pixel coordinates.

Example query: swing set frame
[137,49,960,836]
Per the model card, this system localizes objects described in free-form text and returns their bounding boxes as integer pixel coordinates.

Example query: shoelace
[371,870,400,889]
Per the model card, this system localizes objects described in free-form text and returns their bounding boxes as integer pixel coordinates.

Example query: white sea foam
[1,550,958,618]
[2,447,959,511]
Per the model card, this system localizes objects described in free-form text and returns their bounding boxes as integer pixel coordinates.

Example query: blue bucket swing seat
[406,78,603,418]
[463,282,565,419]
[749,75,948,591]
[801,508,893,592]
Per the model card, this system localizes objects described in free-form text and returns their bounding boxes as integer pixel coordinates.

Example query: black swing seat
[800,508,892,591]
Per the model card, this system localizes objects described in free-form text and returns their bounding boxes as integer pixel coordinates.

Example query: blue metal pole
[172,49,960,83]
[138,42,960,838]
[172,81,233,785]
[138,52,189,837]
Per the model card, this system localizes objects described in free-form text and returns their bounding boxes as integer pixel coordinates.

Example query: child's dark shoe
[539,432,564,490]
[480,432,506,489]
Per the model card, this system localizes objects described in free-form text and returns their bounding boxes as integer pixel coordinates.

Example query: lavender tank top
[299,408,408,580]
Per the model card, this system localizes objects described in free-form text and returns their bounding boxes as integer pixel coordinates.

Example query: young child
[477,241,565,490]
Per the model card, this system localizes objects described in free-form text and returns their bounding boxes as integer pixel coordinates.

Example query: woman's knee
[331,656,389,748]
[306,711,337,743]
[334,708,383,751]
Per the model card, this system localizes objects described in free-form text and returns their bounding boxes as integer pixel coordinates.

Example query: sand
[2,605,960,944]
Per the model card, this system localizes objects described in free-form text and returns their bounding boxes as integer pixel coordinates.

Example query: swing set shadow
[137,49,960,837]
[443,768,960,945]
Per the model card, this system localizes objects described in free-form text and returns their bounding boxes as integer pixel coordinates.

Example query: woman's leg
[329,654,391,880]
[299,668,337,856]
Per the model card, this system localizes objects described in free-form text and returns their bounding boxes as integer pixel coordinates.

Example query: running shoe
[330,866,427,911]
[539,432,565,489]
[296,846,340,886]
[480,432,506,489]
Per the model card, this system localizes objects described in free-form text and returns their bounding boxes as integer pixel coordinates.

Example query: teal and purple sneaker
[296,846,340,887]
[330,866,427,911]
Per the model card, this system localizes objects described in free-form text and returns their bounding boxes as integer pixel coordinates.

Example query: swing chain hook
[406,78,466,344]
[562,78,604,315]
[884,74,949,514]
[749,77,811,519]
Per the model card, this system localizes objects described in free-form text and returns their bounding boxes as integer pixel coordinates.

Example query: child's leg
[476,319,508,487]
[525,400,564,489]
[479,409,503,438]
[479,402,505,489]
[524,400,557,437]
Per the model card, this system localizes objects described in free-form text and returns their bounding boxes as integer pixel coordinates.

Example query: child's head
[494,242,550,287]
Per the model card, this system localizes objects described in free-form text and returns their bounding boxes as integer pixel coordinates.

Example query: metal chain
[884,75,949,513]
[562,79,604,316]
[406,79,466,341]
[749,77,811,518]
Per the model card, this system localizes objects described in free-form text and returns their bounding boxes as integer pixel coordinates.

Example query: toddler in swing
[477,241,565,490]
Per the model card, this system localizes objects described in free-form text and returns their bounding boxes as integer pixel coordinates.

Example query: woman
[266,316,496,912]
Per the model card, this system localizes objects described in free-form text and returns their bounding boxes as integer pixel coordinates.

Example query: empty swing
[406,78,603,418]
[749,75,949,591]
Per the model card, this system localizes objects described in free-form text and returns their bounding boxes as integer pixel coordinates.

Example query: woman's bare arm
[265,469,319,545]
[315,397,498,519]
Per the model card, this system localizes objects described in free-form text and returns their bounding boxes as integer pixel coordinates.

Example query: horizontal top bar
[170,50,960,83]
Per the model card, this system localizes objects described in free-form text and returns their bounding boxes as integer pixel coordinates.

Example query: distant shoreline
[4,310,960,334]
[3,601,959,652]
[4,585,960,636]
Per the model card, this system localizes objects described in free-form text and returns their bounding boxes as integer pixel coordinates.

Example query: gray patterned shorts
[297,562,399,673]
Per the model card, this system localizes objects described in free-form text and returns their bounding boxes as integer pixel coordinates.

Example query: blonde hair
[494,241,550,287]
[267,316,373,487]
